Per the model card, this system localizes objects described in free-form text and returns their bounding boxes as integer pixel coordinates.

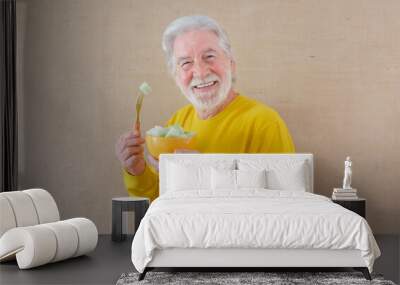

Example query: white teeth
[195,81,215,88]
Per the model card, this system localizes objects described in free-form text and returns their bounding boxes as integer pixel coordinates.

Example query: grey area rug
[116,271,396,285]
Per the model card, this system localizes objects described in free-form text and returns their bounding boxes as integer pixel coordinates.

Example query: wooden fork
[135,92,145,133]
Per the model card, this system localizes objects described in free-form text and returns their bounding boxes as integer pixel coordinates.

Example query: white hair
[162,15,233,75]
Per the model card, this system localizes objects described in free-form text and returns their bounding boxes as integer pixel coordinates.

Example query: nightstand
[332,198,366,218]
[112,197,149,242]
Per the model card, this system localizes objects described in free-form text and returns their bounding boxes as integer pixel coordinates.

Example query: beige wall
[16,0,400,234]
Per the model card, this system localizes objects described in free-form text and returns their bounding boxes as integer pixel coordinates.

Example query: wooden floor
[0,235,398,285]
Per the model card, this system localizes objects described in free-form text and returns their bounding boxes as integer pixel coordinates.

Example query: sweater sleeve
[122,164,159,202]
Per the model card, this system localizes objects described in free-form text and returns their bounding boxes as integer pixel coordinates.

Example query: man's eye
[206,55,215,59]
[181,61,192,67]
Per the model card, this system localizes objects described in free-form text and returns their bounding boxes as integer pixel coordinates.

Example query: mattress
[131,190,380,273]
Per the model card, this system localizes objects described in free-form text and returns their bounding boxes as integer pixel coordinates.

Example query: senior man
[115,15,295,201]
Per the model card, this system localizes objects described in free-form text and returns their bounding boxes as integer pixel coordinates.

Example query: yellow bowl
[146,135,197,159]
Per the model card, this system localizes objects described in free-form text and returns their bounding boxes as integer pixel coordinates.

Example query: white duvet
[131,190,380,273]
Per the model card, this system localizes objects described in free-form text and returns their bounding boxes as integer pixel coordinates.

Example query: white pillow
[236,169,267,188]
[211,169,267,190]
[238,159,309,191]
[167,162,211,191]
[211,168,236,190]
[267,165,307,191]
[166,159,236,192]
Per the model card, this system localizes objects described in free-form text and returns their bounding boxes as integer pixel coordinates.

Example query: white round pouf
[42,221,79,262]
[0,226,57,269]
[65,218,98,257]
[0,196,17,237]
[23,189,60,223]
[0,191,39,227]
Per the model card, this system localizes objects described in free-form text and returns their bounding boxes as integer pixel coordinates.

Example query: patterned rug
[116,271,396,285]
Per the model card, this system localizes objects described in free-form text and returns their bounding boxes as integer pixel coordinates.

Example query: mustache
[189,74,220,88]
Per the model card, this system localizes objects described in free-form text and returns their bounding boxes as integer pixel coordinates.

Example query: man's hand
[115,130,146,175]
[146,149,200,174]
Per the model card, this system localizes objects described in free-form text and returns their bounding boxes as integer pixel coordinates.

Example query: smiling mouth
[193,81,218,89]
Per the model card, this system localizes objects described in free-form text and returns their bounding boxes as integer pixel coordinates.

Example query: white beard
[177,68,232,112]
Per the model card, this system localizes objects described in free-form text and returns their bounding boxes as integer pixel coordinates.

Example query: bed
[131,153,380,280]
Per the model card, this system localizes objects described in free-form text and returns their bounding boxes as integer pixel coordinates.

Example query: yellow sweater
[123,94,295,201]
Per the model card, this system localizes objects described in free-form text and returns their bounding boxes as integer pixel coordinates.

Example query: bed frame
[141,248,370,280]
[139,154,371,280]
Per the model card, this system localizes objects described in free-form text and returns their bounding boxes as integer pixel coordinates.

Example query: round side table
[112,197,149,242]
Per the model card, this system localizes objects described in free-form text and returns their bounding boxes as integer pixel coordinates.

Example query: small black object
[138,267,151,281]
[354,267,372,280]
[112,197,149,242]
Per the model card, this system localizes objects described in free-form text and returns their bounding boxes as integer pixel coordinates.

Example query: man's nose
[192,60,210,79]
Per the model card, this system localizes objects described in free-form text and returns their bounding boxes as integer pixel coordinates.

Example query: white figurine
[343,156,352,189]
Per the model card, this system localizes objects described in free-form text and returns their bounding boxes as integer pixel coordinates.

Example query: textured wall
[16,0,400,234]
